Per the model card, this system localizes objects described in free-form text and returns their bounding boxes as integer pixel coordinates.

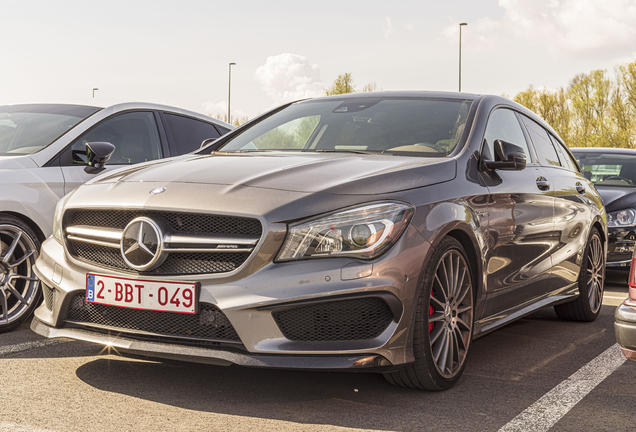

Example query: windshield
[0,104,100,156]
[573,151,636,187]
[216,97,472,157]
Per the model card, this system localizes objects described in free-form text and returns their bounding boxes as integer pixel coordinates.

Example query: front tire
[384,236,474,390]
[554,227,604,322]
[0,215,41,333]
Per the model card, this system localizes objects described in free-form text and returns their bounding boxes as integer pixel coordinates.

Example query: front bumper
[30,317,397,371]
[32,224,430,369]
[607,226,636,267]
[615,301,636,361]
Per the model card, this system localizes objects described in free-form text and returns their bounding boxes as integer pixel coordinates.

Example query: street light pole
[92,88,98,98]
[228,63,236,124]
[459,23,467,92]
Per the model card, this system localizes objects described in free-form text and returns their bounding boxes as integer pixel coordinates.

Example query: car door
[520,115,599,290]
[59,111,165,194]
[478,108,556,317]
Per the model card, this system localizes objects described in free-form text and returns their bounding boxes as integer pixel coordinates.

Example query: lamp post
[92,88,98,98]
[459,23,467,92]
[228,63,236,124]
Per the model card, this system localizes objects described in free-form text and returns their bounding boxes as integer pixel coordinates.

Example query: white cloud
[383,17,394,38]
[200,100,246,123]
[405,23,414,31]
[445,0,636,61]
[254,53,324,107]
[500,0,636,59]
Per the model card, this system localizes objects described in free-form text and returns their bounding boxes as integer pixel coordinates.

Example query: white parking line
[499,343,626,432]
[0,422,57,432]
[0,339,68,357]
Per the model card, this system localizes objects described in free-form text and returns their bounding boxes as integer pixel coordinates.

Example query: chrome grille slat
[64,210,262,275]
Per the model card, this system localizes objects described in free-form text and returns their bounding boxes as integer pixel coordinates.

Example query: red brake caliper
[429,289,435,333]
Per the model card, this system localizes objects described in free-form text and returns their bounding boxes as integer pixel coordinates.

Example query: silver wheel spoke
[8,274,38,282]
[429,312,445,323]
[0,290,8,324]
[446,329,455,373]
[434,274,448,302]
[8,249,35,269]
[453,326,467,352]
[430,295,445,310]
[5,282,28,305]
[1,231,21,264]
[456,316,470,331]
[430,323,444,344]
[433,329,447,362]
[455,269,468,304]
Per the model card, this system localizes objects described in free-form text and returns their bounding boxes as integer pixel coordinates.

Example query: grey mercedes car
[31,92,606,390]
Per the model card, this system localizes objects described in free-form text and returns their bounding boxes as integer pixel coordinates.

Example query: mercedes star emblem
[150,187,166,195]
[121,217,166,271]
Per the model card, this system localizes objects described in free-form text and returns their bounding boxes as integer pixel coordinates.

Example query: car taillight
[629,247,636,301]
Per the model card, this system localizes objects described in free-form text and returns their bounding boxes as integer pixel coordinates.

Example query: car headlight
[52,190,77,243]
[277,201,415,261]
[608,209,636,227]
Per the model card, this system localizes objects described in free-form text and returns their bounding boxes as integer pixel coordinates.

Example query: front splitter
[30,318,398,372]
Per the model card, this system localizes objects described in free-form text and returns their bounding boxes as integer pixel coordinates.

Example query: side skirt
[473,283,578,339]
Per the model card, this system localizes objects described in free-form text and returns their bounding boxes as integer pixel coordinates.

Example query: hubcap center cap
[444,304,453,323]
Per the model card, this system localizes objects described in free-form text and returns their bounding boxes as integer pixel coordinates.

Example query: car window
[482,108,531,162]
[163,113,221,155]
[70,111,162,165]
[520,115,560,167]
[573,151,636,186]
[0,104,98,156]
[249,116,320,150]
[217,98,473,157]
[549,133,578,172]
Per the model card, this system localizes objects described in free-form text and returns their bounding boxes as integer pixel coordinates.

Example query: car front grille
[68,210,262,236]
[70,241,251,275]
[65,292,241,343]
[64,210,262,275]
[272,297,394,342]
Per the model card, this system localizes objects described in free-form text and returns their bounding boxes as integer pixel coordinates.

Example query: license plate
[86,273,198,314]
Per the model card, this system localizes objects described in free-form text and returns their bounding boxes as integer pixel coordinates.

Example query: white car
[0,102,233,332]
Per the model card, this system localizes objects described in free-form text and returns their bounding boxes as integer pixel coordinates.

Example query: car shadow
[71,306,619,431]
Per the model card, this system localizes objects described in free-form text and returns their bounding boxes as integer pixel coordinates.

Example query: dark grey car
[571,148,636,269]
[31,92,606,390]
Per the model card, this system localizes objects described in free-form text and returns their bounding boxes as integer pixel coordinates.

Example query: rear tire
[554,227,604,322]
[383,236,474,390]
[0,215,41,333]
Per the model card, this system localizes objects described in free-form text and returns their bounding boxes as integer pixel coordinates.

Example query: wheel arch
[427,222,484,305]
[1,211,46,243]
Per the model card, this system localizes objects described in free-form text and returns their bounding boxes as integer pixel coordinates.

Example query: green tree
[325,73,356,95]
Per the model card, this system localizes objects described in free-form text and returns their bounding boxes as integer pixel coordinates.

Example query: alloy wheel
[428,249,474,379]
[0,224,39,326]
[586,234,604,314]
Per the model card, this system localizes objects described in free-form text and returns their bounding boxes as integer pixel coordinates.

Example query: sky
[2,0,636,120]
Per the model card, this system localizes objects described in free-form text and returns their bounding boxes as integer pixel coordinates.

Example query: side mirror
[200,137,217,149]
[484,140,526,171]
[84,141,115,174]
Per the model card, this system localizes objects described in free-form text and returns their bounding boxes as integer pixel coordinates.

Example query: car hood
[594,185,636,212]
[88,152,457,196]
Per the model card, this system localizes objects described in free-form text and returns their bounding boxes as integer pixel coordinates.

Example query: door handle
[536,176,550,191]
[576,182,585,194]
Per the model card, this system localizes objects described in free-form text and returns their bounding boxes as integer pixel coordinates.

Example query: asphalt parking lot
[1,272,634,432]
